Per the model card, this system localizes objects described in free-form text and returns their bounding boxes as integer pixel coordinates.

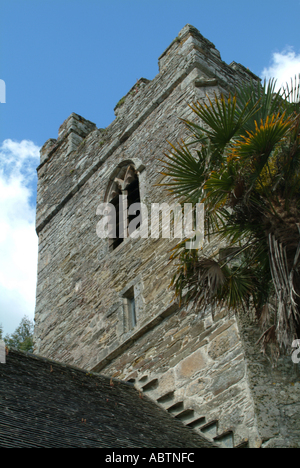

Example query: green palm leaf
[234,113,294,162]
[184,92,258,151]
[236,78,283,134]
[159,141,212,203]
[281,74,300,115]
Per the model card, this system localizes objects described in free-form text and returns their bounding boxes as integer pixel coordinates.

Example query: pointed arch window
[106,165,141,251]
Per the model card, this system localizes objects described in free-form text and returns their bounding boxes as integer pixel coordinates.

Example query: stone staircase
[127,376,249,449]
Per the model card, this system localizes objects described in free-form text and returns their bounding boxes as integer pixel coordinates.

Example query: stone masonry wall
[238,314,300,448]
[98,303,262,448]
[33,24,285,448]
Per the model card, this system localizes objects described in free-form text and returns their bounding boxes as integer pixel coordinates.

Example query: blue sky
[0,0,300,336]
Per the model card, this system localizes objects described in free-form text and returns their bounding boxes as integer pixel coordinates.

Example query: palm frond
[184,92,258,152]
[236,78,283,134]
[203,169,235,213]
[233,113,294,162]
[268,232,300,349]
[159,141,208,202]
[280,74,300,114]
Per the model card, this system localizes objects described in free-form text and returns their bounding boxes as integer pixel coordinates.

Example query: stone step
[234,440,249,449]
[186,416,206,430]
[214,431,234,448]
[156,391,175,406]
[174,409,196,424]
[166,401,184,416]
[141,378,159,392]
[199,420,218,439]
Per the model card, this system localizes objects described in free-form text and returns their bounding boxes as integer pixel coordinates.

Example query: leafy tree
[4,316,34,352]
[0,324,3,340]
[161,76,300,356]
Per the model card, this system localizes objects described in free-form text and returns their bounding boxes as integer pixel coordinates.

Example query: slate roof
[0,349,217,448]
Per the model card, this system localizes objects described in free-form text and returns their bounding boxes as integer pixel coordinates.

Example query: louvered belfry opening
[107,165,141,251]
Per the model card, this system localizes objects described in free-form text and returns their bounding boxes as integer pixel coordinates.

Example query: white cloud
[0,139,40,336]
[261,47,300,91]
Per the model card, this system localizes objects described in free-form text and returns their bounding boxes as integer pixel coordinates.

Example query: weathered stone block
[208,324,240,361]
[175,349,207,380]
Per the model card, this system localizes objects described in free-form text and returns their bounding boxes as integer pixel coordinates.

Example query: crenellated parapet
[36,24,259,236]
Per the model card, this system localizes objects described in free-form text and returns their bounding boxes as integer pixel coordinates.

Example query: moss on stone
[114,96,126,110]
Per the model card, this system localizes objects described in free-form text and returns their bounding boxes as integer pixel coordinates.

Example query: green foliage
[160,141,210,203]
[161,75,300,354]
[4,316,34,352]
[114,96,126,110]
[185,92,259,151]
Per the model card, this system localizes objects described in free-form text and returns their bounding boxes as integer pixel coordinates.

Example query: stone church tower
[34,25,300,448]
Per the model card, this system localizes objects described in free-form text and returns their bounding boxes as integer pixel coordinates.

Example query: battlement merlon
[38,24,259,167]
[35,24,260,235]
[160,24,260,83]
[158,24,220,72]
[39,113,97,165]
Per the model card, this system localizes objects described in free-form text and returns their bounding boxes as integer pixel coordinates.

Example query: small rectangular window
[123,287,136,331]
[128,296,136,328]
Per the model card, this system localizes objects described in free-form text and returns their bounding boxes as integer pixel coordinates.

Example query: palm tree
[160,76,300,356]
